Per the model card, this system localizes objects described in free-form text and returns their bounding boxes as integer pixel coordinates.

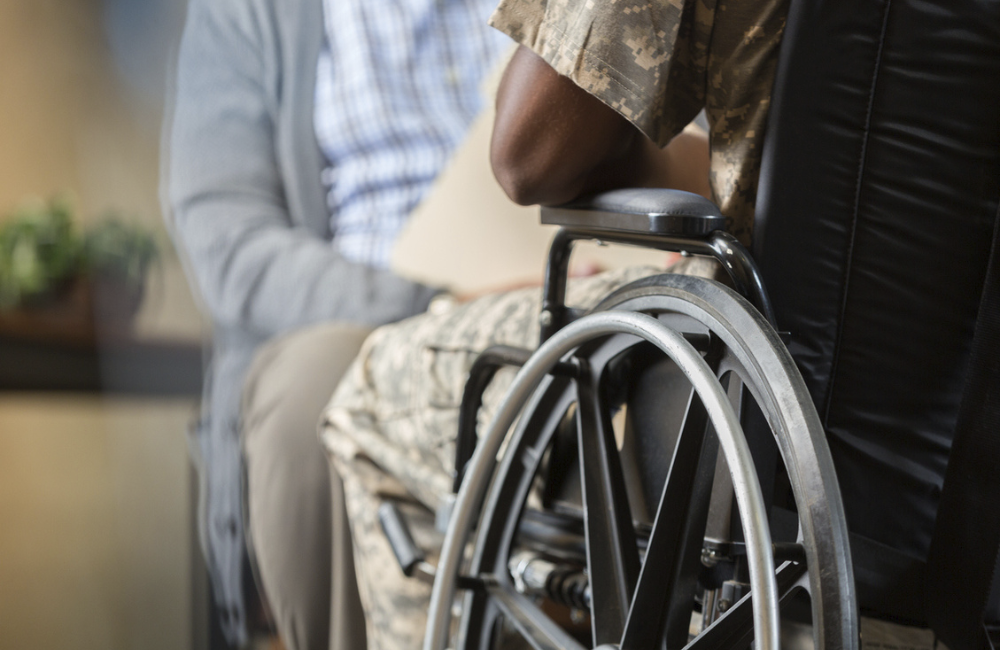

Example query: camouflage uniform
[489,0,788,245]
[322,0,789,644]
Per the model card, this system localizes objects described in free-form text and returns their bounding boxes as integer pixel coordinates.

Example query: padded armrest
[538,188,775,333]
[541,188,725,237]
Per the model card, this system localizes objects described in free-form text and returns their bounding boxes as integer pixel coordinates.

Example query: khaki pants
[242,322,372,650]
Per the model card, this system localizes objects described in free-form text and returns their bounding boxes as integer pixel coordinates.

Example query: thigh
[242,322,373,450]
[322,265,717,649]
[322,266,681,512]
[242,321,372,517]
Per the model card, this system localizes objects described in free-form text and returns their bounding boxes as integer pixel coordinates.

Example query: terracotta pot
[0,275,143,345]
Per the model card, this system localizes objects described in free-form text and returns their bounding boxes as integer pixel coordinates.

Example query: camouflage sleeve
[490,0,789,247]
[701,0,788,245]
[489,0,710,147]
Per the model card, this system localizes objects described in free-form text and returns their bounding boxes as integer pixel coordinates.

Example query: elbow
[491,152,546,206]
[490,133,578,207]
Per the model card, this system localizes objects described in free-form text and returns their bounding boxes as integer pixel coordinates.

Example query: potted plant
[0,198,159,343]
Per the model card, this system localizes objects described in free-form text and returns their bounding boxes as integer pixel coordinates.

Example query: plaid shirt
[316,0,508,268]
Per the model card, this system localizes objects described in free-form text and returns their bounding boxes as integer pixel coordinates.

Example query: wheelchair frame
[416,189,858,650]
[377,0,1000,643]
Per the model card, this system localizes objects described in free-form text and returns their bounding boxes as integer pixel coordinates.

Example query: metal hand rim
[423,310,780,650]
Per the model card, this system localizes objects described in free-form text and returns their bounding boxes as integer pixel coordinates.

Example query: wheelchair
[403,191,855,650]
[375,0,1000,648]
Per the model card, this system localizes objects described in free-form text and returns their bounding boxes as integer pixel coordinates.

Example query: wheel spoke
[449,275,856,650]
[682,561,808,650]
[458,587,503,650]
[621,389,718,649]
[575,360,641,645]
[487,579,587,650]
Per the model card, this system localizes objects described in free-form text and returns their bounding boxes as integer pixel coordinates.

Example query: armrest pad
[541,188,725,237]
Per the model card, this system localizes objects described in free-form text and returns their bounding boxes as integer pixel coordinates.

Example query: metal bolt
[681,250,691,257]
[539,310,553,327]
[701,546,722,567]
[718,599,731,613]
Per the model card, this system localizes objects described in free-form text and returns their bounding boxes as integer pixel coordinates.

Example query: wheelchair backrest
[751,0,1000,630]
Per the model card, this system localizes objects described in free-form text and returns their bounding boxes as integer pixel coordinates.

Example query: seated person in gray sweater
[164,0,507,648]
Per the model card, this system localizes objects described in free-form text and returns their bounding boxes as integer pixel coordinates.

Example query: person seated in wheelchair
[320,0,787,646]
[323,0,1000,648]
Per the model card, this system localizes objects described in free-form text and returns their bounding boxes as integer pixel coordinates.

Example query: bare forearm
[490,46,709,205]
[491,47,631,205]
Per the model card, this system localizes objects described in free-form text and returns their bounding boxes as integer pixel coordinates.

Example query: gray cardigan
[165,0,438,641]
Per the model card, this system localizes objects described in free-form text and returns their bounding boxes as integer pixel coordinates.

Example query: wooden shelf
[0,334,203,396]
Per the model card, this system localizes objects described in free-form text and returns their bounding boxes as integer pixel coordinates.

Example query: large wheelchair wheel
[425,273,858,650]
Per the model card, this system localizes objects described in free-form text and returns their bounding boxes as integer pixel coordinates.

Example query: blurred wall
[0,396,196,650]
[0,0,202,341]
[0,2,202,649]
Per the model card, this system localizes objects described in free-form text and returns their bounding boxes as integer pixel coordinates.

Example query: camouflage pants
[320,263,717,648]
[320,259,946,650]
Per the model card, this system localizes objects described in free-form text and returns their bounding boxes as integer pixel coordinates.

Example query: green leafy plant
[0,198,159,310]
[0,199,81,308]
[83,216,159,289]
